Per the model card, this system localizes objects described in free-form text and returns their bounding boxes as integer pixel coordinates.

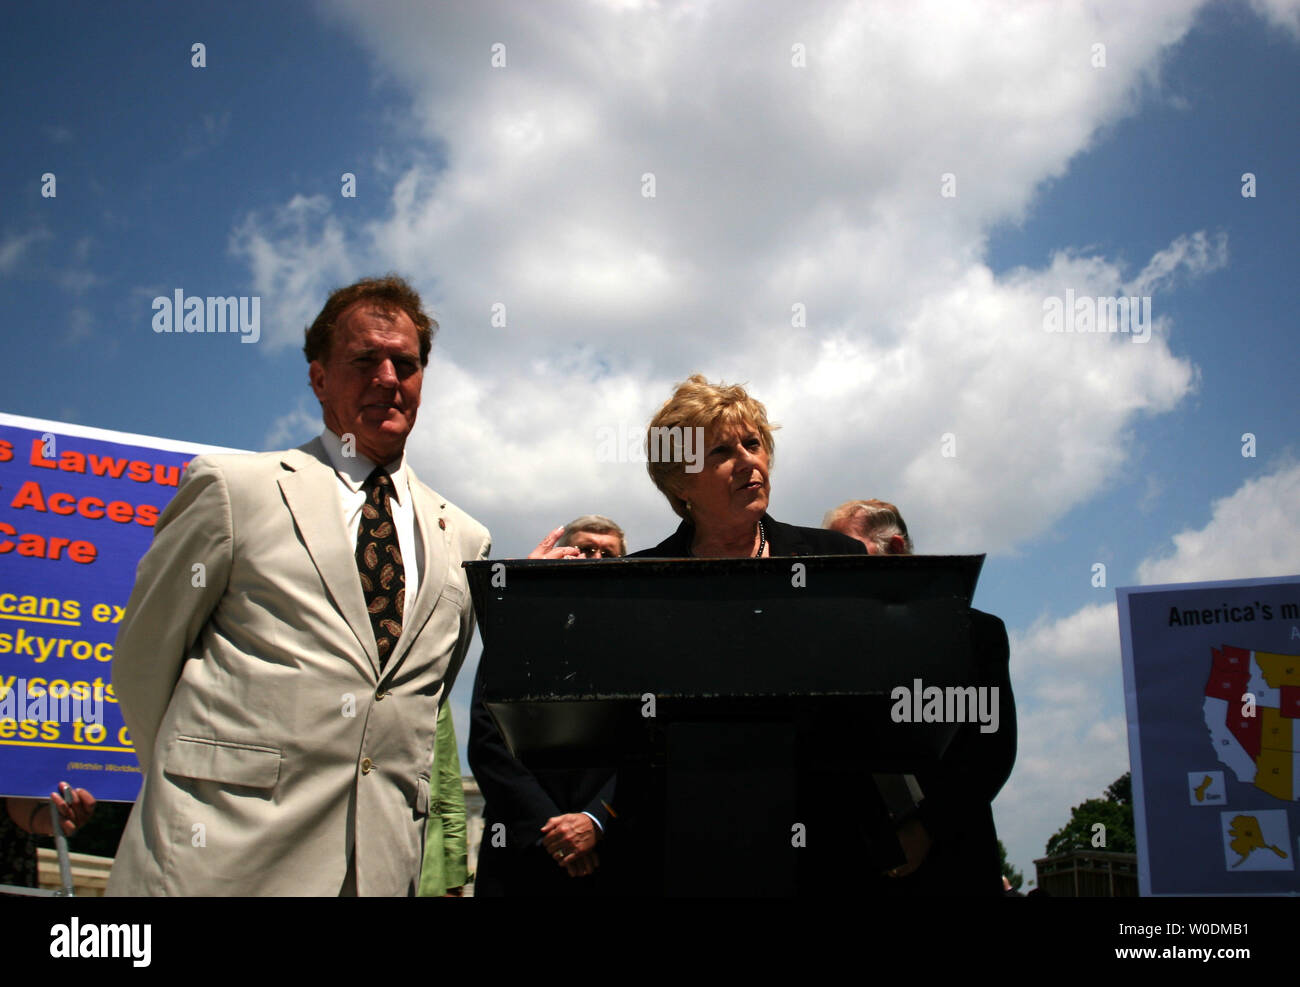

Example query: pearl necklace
[689,519,767,557]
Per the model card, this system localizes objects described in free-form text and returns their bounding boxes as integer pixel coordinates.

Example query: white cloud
[262,396,323,452]
[402,351,676,554]
[182,110,231,158]
[230,195,355,349]
[238,0,1232,562]
[1128,230,1229,297]
[994,601,1129,874]
[1137,461,1300,584]
[0,227,51,274]
[57,268,101,295]
[66,307,94,343]
[1250,0,1300,36]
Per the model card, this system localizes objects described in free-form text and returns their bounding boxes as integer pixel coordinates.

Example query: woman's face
[676,420,770,530]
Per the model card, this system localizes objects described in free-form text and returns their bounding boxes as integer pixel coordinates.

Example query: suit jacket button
[360,757,373,774]
[375,690,388,701]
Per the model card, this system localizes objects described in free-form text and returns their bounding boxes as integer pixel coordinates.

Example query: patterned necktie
[356,467,405,669]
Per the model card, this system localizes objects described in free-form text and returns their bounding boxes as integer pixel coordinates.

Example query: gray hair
[822,499,913,554]
[557,514,627,557]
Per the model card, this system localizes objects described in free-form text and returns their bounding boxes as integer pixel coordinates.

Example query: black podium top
[465,555,984,772]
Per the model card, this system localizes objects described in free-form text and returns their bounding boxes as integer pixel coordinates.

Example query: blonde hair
[646,374,778,519]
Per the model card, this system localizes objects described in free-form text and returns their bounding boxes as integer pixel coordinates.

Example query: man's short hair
[303,275,437,367]
[823,499,913,554]
[557,515,627,557]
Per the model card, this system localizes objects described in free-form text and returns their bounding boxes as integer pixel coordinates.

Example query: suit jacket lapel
[382,472,449,681]
[278,439,380,678]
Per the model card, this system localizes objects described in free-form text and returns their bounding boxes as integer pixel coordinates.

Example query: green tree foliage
[996,839,1024,891]
[1045,772,1136,856]
[1105,772,1131,805]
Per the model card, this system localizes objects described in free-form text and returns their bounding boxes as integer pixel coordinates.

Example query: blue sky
[2,0,1297,883]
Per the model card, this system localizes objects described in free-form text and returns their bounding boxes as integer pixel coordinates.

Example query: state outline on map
[1219,809,1293,871]
[1203,645,1300,802]
[1187,770,1225,805]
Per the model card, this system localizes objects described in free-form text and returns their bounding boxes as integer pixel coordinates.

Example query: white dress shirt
[319,428,424,613]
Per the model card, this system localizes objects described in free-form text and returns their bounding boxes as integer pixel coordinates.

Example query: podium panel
[465,554,985,895]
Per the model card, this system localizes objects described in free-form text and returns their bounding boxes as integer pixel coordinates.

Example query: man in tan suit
[108,276,490,896]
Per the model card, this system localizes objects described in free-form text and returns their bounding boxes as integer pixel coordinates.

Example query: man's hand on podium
[886,818,932,878]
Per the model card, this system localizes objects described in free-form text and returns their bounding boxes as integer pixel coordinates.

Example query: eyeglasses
[575,546,620,558]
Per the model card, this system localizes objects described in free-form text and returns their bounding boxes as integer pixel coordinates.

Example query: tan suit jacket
[106,438,490,896]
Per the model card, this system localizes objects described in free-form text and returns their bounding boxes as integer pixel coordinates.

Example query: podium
[466,554,984,896]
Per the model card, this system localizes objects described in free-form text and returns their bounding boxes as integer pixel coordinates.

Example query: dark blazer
[904,608,1016,895]
[468,662,617,896]
[629,513,868,559]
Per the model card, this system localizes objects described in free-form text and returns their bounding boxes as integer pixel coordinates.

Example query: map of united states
[1203,645,1300,801]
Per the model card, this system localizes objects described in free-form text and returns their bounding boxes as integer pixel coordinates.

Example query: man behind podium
[108,276,490,896]
[825,498,1015,895]
[469,515,626,896]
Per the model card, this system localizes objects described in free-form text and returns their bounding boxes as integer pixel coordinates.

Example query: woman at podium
[621,375,874,895]
[629,374,864,562]
[618,375,1014,896]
